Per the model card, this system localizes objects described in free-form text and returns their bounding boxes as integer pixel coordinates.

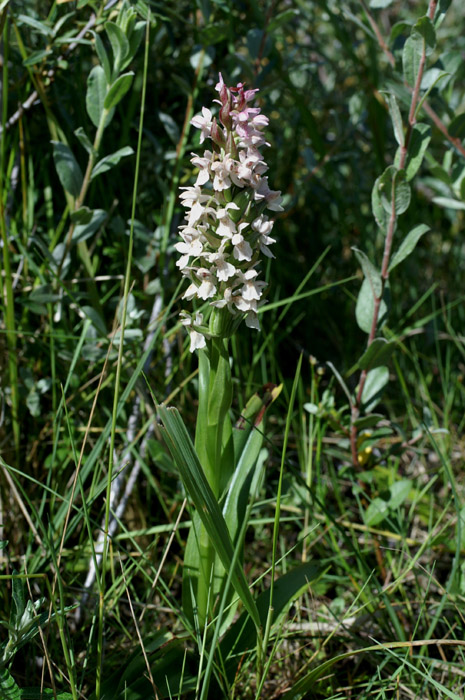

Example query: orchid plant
[159,75,283,630]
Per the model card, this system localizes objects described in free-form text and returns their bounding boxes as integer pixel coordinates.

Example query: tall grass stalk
[0,16,19,459]
[95,16,150,698]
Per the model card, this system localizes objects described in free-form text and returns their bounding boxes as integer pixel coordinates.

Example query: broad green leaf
[92,30,111,84]
[74,126,94,156]
[389,479,413,509]
[413,16,436,56]
[91,146,134,180]
[86,65,107,128]
[385,93,404,146]
[403,17,435,86]
[370,0,393,6]
[403,35,422,86]
[72,209,107,243]
[103,72,134,111]
[52,142,83,198]
[354,413,384,430]
[389,223,430,271]
[105,21,129,75]
[0,668,20,700]
[378,166,411,216]
[220,562,324,683]
[405,123,431,180]
[157,404,260,629]
[364,497,390,526]
[358,338,396,371]
[70,206,93,225]
[361,366,389,412]
[356,278,378,334]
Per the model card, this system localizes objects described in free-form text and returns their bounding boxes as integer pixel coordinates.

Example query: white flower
[211,159,233,191]
[191,107,213,144]
[231,225,253,262]
[207,247,237,281]
[236,268,267,302]
[195,268,216,299]
[245,311,260,330]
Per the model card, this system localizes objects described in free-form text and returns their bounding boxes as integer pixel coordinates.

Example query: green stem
[194,337,233,627]
[0,15,19,461]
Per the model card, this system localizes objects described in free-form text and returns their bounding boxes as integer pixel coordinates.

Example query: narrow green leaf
[389,223,430,271]
[17,14,52,35]
[157,404,260,629]
[23,49,53,66]
[52,142,83,198]
[434,0,452,27]
[105,21,129,75]
[371,173,389,230]
[220,562,324,683]
[405,123,431,180]
[10,574,25,629]
[74,126,94,156]
[91,146,134,180]
[361,366,389,412]
[358,338,396,371]
[0,668,20,700]
[352,248,382,297]
[432,196,465,210]
[123,20,146,71]
[92,30,112,83]
[267,9,299,33]
[385,93,404,147]
[103,72,134,111]
[86,65,107,128]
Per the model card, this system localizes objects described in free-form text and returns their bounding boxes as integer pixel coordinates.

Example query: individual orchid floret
[178,73,283,351]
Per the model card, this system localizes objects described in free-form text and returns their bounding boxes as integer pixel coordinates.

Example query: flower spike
[179,74,283,350]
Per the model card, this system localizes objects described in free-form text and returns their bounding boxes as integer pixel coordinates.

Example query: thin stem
[351,0,437,465]
[0,15,20,461]
[95,16,150,699]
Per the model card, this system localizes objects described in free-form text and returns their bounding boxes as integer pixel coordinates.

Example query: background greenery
[1,0,465,697]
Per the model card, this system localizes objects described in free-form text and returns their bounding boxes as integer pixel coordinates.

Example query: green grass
[1,0,465,698]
